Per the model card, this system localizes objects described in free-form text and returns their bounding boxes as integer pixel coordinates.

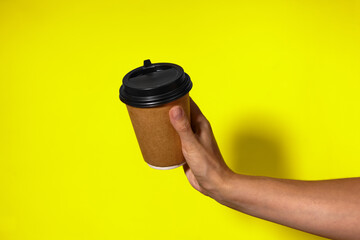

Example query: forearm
[215,174,360,240]
[168,101,360,239]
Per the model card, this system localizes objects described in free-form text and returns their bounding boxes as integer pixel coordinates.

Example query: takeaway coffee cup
[119,59,193,170]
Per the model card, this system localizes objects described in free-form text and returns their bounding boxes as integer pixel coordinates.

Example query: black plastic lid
[119,59,192,108]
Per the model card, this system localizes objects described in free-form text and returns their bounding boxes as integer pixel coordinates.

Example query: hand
[172,98,360,240]
[169,97,234,200]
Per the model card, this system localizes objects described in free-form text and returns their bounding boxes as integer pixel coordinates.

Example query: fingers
[189,97,203,123]
[190,97,207,125]
[183,164,202,193]
[189,97,212,133]
[169,105,200,154]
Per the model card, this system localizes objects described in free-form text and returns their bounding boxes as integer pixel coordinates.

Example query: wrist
[212,171,255,210]
[210,169,239,204]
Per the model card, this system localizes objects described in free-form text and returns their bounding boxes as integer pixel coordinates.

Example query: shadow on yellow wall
[229,115,293,179]
[226,114,328,239]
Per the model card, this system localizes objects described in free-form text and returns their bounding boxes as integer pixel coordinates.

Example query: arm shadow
[227,115,293,179]
[225,114,327,239]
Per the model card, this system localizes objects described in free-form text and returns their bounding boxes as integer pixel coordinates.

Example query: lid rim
[120,74,192,108]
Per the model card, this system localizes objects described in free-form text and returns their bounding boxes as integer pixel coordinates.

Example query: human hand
[171,98,360,240]
[169,98,234,200]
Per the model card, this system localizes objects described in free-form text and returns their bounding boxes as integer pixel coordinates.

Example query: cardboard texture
[126,93,190,168]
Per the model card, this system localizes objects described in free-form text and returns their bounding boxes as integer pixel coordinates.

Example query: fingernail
[172,107,183,120]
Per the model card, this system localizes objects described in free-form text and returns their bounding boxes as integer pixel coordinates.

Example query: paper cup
[119,60,193,169]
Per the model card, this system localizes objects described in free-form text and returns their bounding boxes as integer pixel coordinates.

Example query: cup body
[126,93,190,169]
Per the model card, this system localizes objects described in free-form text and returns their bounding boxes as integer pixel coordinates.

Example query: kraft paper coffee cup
[119,59,193,170]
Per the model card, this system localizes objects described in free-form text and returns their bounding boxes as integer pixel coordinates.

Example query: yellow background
[1,0,359,239]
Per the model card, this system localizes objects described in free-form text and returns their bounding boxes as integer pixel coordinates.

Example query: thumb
[169,106,199,153]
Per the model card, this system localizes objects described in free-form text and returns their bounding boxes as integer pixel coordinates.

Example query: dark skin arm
[169,98,360,240]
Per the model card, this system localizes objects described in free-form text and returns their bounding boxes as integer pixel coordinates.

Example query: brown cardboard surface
[126,93,190,168]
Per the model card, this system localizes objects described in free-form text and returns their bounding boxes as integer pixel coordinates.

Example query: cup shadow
[228,115,292,179]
